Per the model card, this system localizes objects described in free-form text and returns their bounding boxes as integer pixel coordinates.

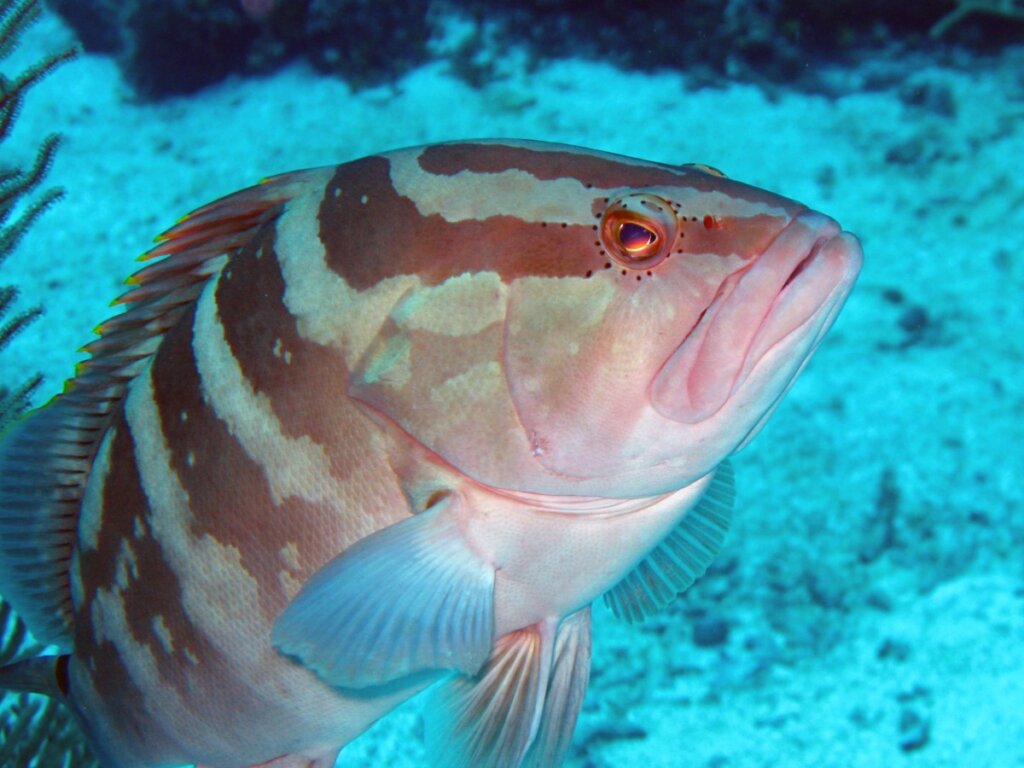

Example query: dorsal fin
[0,172,303,648]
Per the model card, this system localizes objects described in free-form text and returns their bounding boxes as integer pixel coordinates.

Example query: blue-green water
[1,2,1022,766]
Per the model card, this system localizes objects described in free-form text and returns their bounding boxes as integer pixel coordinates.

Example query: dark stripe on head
[318,156,604,290]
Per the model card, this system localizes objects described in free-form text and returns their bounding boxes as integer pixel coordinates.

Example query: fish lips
[651,210,863,425]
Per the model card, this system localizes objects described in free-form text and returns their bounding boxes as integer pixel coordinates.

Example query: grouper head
[345,140,863,497]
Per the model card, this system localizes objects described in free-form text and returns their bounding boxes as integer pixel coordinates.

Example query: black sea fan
[0,0,74,431]
[0,1,98,766]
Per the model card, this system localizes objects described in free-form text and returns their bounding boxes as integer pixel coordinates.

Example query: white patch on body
[277,542,304,599]
[114,539,139,591]
[392,272,508,337]
[279,542,301,571]
[152,615,175,654]
[390,150,600,225]
[78,427,115,552]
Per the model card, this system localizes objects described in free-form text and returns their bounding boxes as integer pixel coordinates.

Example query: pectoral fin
[426,607,592,768]
[604,461,734,622]
[271,496,495,689]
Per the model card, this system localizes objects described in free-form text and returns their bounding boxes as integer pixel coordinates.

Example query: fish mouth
[652,211,862,424]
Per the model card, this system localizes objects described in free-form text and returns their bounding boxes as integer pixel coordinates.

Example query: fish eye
[600,194,678,269]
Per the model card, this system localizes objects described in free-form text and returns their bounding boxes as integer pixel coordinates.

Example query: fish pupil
[619,221,657,252]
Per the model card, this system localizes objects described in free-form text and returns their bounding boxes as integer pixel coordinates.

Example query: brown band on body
[214,222,355,455]
[75,413,216,713]
[150,300,338,621]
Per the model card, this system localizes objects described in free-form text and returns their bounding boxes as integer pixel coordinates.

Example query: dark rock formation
[45,0,1024,99]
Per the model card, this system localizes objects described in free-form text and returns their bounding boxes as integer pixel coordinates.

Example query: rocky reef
[46,0,1024,99]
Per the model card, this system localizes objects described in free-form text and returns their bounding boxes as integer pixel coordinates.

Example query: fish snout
[652,211,862,426]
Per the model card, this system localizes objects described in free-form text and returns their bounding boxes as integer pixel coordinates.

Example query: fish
[0,139,862,768]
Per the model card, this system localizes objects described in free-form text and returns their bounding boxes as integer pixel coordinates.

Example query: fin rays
[604,461,735,623]
[427,608,592,768]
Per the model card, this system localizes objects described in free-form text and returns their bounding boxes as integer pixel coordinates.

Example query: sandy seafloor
[3,8,1023,768]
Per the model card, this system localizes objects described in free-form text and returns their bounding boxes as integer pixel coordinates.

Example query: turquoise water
[1,3,1022,766]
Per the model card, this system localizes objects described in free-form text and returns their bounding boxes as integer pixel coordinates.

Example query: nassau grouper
[0,140,861,768]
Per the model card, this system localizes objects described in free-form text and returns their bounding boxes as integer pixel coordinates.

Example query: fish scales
[0,140,862,768]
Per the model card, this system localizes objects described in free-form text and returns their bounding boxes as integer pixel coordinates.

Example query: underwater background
[1,0,1022,766]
